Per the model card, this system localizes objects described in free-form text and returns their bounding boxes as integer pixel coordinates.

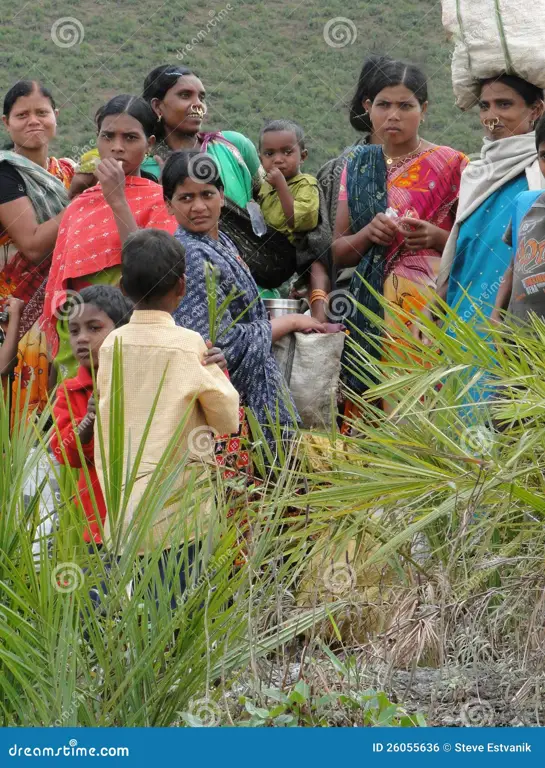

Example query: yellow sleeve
[94,341,114,504]
[195,340,240,436]
[292,178,320,233]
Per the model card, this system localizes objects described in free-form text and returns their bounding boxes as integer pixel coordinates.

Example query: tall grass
[3,292,545,725]
[0,349,338,727]
[293,294,545,670]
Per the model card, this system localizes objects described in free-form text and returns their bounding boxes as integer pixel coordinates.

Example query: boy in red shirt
[50,286,134,544]
[51,285,228,546]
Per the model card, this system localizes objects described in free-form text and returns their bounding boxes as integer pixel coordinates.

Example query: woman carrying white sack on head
[438,0,545,324]
[435,74,544,328]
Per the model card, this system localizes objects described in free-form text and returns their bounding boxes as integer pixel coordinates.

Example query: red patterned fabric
[41,176,177,356]
[215,404,253,566]
[339,146,468,287]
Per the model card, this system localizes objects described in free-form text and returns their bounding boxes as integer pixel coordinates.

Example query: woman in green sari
[71,66,292,294]
[71,65,261,207]
[141,64,261,208]
[142,65,286,297]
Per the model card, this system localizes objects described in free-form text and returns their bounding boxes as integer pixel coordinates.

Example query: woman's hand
[399,219,447,252]
[270,314,328,343]
[364,213,399,246]
[292,314,328,334]
[96,158,126,207]
[203,340,228,370]
[5,296,24,319]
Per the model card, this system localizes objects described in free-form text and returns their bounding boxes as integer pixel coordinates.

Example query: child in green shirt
[258,119,319,246]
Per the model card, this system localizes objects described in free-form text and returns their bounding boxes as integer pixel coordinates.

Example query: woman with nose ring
[331,57,466,417]
[143,66,293,298]
[71,65,262,211]
[141,65,262,209]
[437,74,545,327]
[143,65,296,298]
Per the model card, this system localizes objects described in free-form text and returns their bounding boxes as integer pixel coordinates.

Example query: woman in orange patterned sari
[332,58,467,422]
[0,81,74,423]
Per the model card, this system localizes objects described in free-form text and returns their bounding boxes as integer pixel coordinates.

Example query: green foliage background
[1,0,483,171]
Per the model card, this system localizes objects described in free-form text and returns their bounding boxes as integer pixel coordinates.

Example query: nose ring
[483,116,500,131]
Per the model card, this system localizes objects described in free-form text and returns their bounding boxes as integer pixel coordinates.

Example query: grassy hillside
[0,0,483,171]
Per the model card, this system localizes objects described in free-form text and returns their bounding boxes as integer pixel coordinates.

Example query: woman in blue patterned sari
[162,150,326,445]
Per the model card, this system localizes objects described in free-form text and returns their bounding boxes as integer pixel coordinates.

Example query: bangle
[310,289,328,305]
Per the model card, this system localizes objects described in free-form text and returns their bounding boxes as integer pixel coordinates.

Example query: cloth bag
[273,331,345,429]
[442,0,545,109]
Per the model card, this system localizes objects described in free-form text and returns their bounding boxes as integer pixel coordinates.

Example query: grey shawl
[0,150,69,223]
[437,132,543,292]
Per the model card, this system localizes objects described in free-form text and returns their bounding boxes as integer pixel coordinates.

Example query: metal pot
[263,298,304,319]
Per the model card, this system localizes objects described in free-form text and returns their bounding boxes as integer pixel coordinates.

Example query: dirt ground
[371,666,545,727]
[237,652,545,727]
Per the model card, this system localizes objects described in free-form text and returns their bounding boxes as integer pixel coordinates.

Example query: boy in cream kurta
[94,228,239,554]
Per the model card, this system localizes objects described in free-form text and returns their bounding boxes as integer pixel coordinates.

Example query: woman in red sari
[333,58,467,420]
[42,95,177,380]
[0,80,75,421]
